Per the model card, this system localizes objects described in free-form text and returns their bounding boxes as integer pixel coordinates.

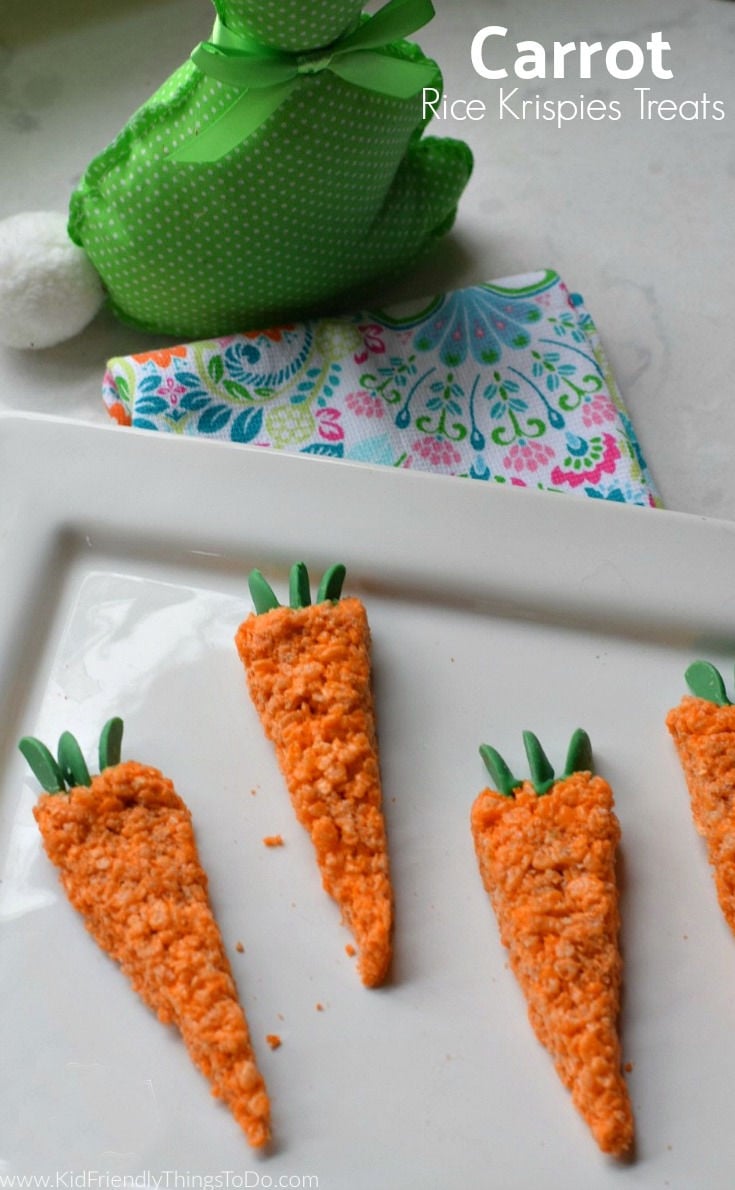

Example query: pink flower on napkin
[406,436,462,472]
[345,390,385,419]
[550,432,620,488]
[581,393,617,429]
[503,441,556,475]
[156,376,187,402]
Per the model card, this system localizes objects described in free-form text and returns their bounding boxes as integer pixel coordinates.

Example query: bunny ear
[0,212,104,350]
[219,0,364,50]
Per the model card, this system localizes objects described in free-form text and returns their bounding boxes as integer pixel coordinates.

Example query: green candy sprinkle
[685,660,731,706]
[19,718,127,795]
[479,744,520,798]
[248,569,280,614]
[479,728,594,798]
[564,728,593,777]
[248,562,348,613]
[99,717,124,772]
[58,732,91,789]
[18,737,66,794]
[523,731,555,790]
[316,563,347,604]
[289,562,311,610]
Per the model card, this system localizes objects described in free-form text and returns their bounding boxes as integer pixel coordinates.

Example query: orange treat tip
[667,695,735,935]
[236,596,393,987]
[471,771,633,1157]
[33,760,271,1148]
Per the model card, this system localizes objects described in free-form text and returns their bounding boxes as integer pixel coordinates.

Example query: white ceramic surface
[3,413,735,1183]
[1,0,734,517]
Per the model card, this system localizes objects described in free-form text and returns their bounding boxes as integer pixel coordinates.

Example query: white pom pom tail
[0,211,105,349]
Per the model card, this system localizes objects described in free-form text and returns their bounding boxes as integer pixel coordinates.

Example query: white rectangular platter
[2,412,735,1187]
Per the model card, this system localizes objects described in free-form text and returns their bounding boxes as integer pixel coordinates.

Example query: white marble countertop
[1,0,733,518]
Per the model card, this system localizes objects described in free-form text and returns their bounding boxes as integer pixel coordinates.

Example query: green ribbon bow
[172,0,438,163]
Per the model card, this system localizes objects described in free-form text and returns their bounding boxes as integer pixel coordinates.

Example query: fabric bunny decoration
[0,0,472,347]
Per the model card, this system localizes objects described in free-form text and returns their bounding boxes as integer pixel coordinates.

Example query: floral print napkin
[103,269,659,505]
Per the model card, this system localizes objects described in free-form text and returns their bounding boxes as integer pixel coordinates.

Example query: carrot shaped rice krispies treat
[235,562,393,988]
[20,720,270,1148]
[666,660,735,933]
[470,729,633,1157]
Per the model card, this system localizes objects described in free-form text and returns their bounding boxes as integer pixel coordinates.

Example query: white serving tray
[2,412,735,1186]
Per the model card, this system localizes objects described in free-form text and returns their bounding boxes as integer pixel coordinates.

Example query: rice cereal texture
[236,597,393,987]
[471,772,634,1157]
[666,695,735,931]
[33,761,270,1148]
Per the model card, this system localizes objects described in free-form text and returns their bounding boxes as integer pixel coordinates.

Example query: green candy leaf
[523,731,555,791]
[480,729,595,800]
[18,737,66,793]
[248,568,280,614]
[99,717,124,772]
[57,732,91,789]
[479,744,520,798]
[685,660,731,706]
[289,562,311,610]
[563,728,593,777]
[316,563,346,603]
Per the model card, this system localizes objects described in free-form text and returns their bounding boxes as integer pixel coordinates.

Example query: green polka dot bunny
[0,0,472,348]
